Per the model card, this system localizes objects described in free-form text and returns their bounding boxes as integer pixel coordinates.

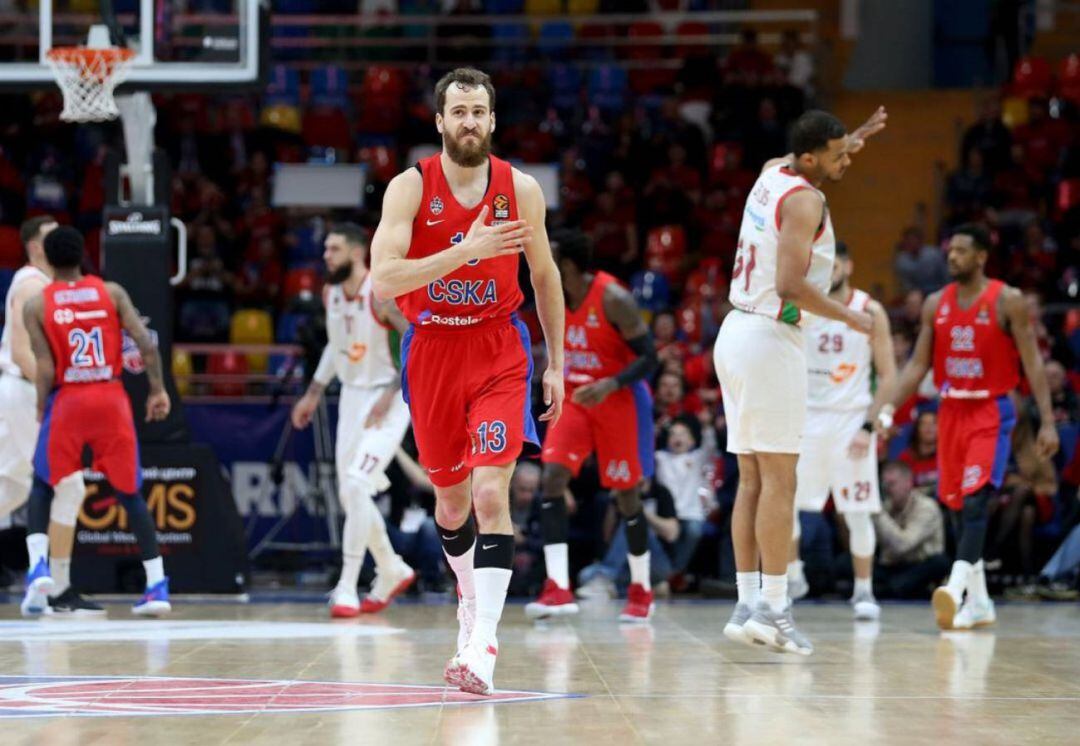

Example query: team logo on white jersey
[429,196,444,215]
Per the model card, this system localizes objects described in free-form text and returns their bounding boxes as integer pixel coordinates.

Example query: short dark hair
[952,223,992,252]
[790,110,847,156]
[835,240,849,258]
[20,215,56,247]
[435,67,495,116]
[882,459,912,477]
[550,228,591,272]
[668,413,702,449]
[328,222,368,248]
[43,225,84,269]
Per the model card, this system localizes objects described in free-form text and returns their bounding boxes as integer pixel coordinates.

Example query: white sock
[628,551,651,591]
[51,557,71,595]
[445,542,476,602]
[544,543,570,589]
[969,560,989,605]
[946,559,972,598]
[366,507,398,570]
[761,573,788,613]
[853,576,873,598]
[787,559,805,583]
[735,571,760,607]
[144,556,165,587]
[340,490,371,588]
[26,533,48,570]
[472,567,511,642]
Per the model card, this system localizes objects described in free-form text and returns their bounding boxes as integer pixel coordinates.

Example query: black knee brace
[956,487,993,563]
[27,477,54,535]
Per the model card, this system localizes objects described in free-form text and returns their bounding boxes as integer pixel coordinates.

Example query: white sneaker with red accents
[452,636,498,696]
[444,592,476,688]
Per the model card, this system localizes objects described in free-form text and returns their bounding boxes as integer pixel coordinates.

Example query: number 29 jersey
[729,163,835,326]
[42,275,123,387]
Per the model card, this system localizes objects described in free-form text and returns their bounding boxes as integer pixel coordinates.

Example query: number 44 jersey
[729,162,835,326]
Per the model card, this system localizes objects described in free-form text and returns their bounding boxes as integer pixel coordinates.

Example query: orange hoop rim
[46,46,136,65]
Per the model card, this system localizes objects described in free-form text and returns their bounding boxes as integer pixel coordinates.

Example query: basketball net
[45,25,135,123]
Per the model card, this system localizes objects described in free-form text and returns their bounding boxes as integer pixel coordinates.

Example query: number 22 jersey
[728,163,835,326]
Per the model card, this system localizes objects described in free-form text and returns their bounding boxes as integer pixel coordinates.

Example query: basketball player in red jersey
[21,227,173,617]
[869,224,1058,630]
[526,229,659,623]
[370,68,564,695]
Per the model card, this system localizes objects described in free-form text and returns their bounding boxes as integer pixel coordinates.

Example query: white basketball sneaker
[444,590,475,688]
[453,635,499,696]
[851,590,881,621]
[329,586,360,619]
[932,586,961,631]
[953,598,996,630]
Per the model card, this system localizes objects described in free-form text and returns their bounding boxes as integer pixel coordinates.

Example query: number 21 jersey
[42,275,123,387]
[729,163,835,326]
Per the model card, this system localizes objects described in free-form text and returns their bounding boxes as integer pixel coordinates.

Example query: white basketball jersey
[728,163,835,326]
[324,274,397,388]
[805,288,873,411]
[0,265,49,377]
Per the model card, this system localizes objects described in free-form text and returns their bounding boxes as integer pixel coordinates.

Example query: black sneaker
[49,588,107,617]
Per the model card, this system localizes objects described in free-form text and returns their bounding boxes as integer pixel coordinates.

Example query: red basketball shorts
[33,381,141,494]
[541,381,654,490]
[937,395,1016,511]
[401,314,538,488]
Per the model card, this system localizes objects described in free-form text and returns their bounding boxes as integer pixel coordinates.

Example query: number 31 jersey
[729,162,835,326]
[42,275,123,387]
[804,288,872,411]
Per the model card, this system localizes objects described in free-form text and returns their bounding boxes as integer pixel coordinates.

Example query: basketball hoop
[45,46,136,123]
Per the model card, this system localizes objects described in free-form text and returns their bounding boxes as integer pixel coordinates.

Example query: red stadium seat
[1057,178,1080,217]
[302,106,352,152]
[0,226,22,268]
[283,268,321,302]
[1010,56,1053,98]
[207,351,249,397]
[645,225,687,284]
[1059,53,1080,105]
[675,21,709,59]
[626,22,674,93]
[358,145,400,185]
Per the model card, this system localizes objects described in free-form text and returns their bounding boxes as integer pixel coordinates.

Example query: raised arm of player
[107,282,170,422]
[849,300,897,458]
[8,274,48,380]
[571,282,658,408]
[776,191,872,332]
[1003,287,1060,460]
[370,169,534,300]
[870,291,939,429]
[21,295,52,422]
[515,169,564,424]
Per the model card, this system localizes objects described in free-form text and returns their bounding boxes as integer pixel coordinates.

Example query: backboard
[0,0,267,89]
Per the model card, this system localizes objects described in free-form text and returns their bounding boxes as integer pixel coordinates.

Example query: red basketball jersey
[397,154,524,327]
[564,272,636,389]
[932,279,1020,398]
[42,275,123,387]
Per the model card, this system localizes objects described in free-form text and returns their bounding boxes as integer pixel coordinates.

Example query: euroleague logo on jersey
[493,193,510,219]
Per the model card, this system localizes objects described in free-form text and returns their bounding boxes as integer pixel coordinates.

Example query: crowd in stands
[0,5,1077,601]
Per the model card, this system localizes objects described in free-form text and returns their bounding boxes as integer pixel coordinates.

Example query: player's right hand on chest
[460,205,533,261]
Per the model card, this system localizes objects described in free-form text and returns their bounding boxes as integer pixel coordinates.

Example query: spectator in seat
[961,95,1013,176]
[894,225,948,295]
[872,461,951,598]
[508,461,546,597]
[234,235,283,307]
[722,29,775,87]
[654,414,716,583]
[1046,360,1080,425]
[774,29,815,99]
[583,190,639,280]
[900,409,940,495]
[183,224,233,297]
[1012,97,1070,179]
[945,148,993,225]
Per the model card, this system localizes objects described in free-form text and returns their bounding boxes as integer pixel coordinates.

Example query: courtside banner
[72,444,246,593]
[183,401,340,553]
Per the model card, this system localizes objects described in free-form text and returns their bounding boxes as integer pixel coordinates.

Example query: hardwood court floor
[0,596,1078,745]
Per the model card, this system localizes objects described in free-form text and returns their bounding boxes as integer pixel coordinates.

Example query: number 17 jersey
[729,163,835,326]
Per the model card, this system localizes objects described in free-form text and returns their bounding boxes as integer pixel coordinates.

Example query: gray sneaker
[723,602,755,646]
[851,590,881,621]
[742,601,814,656]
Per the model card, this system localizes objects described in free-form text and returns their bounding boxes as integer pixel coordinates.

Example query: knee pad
[50,472,85,528]
[846,512,876,558]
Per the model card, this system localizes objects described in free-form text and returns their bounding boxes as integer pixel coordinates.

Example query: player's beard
[326,260,352,285]
[444,128,491,168]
